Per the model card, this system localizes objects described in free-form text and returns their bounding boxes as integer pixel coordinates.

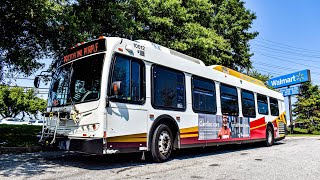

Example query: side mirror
[112,81,121,96]
[34,76,40,88]
[106,81,121,107]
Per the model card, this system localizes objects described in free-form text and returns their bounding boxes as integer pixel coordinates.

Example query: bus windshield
[48,53,104,107]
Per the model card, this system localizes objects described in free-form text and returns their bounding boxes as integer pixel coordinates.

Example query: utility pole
[288,95,293,134]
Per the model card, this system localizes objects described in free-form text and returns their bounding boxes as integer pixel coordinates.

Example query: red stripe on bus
[250,117,266,127]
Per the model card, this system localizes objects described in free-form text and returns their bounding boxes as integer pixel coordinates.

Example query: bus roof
[210,65,267,88]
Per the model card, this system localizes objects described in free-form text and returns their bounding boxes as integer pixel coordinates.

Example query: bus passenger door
[106,54,148,150]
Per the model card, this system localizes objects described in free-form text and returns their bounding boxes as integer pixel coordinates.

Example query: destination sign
[63,38,107,63]
[266,69,311,88]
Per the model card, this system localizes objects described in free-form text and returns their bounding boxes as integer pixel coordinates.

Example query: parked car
[28,120,46,126]
[0,117,29,125]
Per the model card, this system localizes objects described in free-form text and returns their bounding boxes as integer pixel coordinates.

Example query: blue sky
[244,0,320,85]
[244,0,320,123]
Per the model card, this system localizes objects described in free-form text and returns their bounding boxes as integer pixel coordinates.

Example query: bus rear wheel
[266,125,274,147]
[151,124,173,162]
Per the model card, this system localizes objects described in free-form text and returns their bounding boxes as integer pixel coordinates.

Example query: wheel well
[148,115,179,150]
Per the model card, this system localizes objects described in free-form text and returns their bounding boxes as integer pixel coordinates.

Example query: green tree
[211,0,258,70]
[0,86,47,119]
[70,0,257,69]
[246,69,272,86]
[293,82,320,133]
[0,0,67,80]
[1,0,258,80]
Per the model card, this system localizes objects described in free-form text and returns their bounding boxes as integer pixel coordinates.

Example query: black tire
[151,124,173,162]
[266,125,274,147]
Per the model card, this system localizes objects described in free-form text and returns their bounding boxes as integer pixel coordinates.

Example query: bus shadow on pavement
[173,141,285,160]
[0,142,285,178]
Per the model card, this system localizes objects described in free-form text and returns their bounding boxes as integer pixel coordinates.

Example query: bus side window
[257,94,269,115]
[152,65,186,111]
[270,98,279,116]
[220,84,238,116]
[109,54,145,104]
[241,90,256,117]
[192,76,216,114]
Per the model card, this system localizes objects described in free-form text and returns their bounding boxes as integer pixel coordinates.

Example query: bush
[291,127,320,135]
[0,124,42,147]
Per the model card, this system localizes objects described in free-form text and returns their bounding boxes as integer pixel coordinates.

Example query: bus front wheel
[151,124,173,162]
[266,125,274,147]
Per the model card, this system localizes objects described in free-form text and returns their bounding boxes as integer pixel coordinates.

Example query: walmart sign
[266,69,311,88]
[279,86,301,97]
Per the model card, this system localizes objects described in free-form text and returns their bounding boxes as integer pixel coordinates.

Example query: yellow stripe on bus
[180,126,198,134]
[107,133,147,142]
[181,134,198,138]
[250,124,266,130]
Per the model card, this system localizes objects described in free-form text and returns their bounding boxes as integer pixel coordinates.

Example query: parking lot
[1,136,319,180]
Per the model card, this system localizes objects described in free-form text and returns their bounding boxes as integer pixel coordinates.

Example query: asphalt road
[1,136,320,180]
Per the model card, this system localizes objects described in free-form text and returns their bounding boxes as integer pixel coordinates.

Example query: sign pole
[288,95,293,134]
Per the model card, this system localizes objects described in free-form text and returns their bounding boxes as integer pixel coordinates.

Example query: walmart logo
[295,72,304,81]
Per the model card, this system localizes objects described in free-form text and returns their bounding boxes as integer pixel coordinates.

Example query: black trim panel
[69,138,103,155]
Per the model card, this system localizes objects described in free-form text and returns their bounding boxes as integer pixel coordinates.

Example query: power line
[254,53,320,69]
[252,43,320,58]
[256,38,320,54]
[253,62,320,76]
[253,50,320,63]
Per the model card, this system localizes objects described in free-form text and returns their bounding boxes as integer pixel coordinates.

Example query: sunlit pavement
[1,136,320,180]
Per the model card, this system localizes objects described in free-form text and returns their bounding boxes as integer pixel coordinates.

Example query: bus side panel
[106,103,148,153]
[250,116,267,139]
[180,115,268,148]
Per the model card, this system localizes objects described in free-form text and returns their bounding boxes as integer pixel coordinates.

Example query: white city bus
[37,37,286,162]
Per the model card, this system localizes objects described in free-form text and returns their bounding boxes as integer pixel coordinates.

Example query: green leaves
[0,86,46,119]
[0,0,258,81]
[293,82,320,133]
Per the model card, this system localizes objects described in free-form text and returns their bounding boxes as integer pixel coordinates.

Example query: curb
[0,146,43,154]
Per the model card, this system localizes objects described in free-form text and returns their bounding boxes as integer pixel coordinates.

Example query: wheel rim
[158,130,171,155]
[268,129,273,144]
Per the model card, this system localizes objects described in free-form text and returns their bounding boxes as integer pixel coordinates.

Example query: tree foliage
[246,68,272,86]
[0,0,258,80]
[0,0,66,79]
[67,0,257,69]
[293,82,320,133]
[0,86,47,119]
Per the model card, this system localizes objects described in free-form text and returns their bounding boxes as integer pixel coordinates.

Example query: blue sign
[279,86,301,97]
[266,69,311,88]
